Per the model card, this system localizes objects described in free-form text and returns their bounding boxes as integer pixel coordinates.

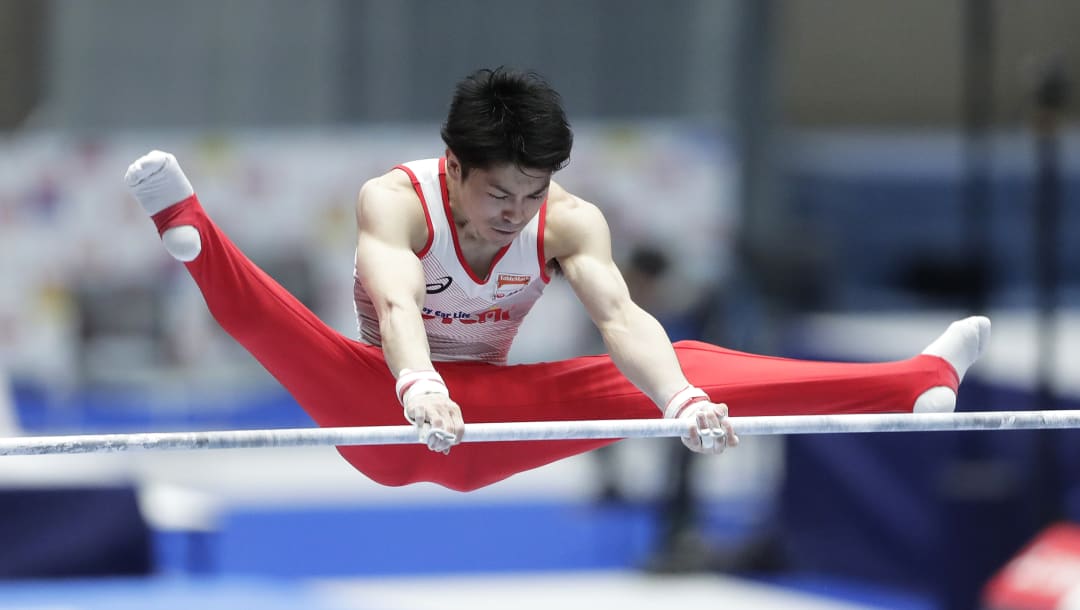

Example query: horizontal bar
[0,410,1078,456]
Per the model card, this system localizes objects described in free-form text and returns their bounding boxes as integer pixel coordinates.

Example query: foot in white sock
[125,150,202,262]
[913,316,992,413]
[125,150,194,215]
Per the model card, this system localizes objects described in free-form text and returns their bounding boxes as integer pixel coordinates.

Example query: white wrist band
[663,385,710,419]
[395,369,450,425]
[395,369,449,404]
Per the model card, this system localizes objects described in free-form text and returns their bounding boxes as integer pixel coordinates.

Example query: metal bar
[1,411,1079,456]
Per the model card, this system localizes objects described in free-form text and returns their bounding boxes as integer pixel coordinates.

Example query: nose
[503,200,526,224]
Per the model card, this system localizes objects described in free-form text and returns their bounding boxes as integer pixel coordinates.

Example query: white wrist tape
[663,385,710,419]
[395,369,449,404]
[395,369,450,425]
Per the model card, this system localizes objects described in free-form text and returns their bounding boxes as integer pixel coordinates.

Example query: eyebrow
[490,183,550,197]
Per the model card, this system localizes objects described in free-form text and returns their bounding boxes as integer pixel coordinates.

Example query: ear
[444,149,460,179]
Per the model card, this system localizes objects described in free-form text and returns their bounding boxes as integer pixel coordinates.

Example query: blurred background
[0,1,1078,609]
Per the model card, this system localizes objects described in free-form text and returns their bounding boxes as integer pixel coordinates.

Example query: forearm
[378,301,462,453]
[377,302,436,377]
[599,304,692,409]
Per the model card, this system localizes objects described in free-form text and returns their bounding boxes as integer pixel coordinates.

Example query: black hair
[441,67,573,177]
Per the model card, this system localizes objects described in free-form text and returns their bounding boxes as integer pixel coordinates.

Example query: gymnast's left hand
[677,401,739,455]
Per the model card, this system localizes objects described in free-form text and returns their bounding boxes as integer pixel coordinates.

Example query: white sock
[124,150,195,216]
[913,316,992,413]
[921,316,991,381]
[125,150,202,262]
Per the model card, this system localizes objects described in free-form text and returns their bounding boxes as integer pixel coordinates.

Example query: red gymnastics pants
[152,196,959,492]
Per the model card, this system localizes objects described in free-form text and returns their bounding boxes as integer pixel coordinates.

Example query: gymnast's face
[445,152,550,247]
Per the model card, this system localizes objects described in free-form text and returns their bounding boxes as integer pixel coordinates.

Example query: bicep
[356,232,426,310]
[557,212,634,327]
[563,255,632,327]
[354,185,426,312]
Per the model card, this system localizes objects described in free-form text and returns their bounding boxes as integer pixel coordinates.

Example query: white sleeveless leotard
[353,158,551,364]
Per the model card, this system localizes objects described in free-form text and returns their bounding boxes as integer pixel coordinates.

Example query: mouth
[492,226,518,236]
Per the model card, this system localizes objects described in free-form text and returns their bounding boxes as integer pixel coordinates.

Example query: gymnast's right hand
[395,369,464,454]
[403,393,465,454]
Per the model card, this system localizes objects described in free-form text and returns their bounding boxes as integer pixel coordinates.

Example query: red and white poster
[984,522,1080,610]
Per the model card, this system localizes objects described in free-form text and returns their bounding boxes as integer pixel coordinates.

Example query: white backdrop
[0,123,738,387]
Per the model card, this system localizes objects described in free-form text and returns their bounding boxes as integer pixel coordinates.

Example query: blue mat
[0,577,354,610]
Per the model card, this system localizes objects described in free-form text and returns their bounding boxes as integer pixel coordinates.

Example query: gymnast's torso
[353,158,551,364]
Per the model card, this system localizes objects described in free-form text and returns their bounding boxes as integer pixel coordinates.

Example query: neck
[445,182,474,238]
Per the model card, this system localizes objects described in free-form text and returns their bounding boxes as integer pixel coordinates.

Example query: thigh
[154,198,397,426]
[674,341,957,416]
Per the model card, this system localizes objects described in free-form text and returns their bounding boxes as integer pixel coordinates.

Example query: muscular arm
[547,196,689,408]
[547,188,735,454]
[354,175,434,376]
[354,173,464,453]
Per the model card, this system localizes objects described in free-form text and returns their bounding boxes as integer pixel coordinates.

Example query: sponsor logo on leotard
[493,273,530,300]
[421,306,512,325]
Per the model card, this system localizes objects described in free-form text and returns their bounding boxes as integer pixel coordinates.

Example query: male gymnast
[124,67,990,491]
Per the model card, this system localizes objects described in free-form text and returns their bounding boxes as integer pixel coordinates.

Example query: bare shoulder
[357,168,427,250]
[544,181,610,259]
[358,168,420,215]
